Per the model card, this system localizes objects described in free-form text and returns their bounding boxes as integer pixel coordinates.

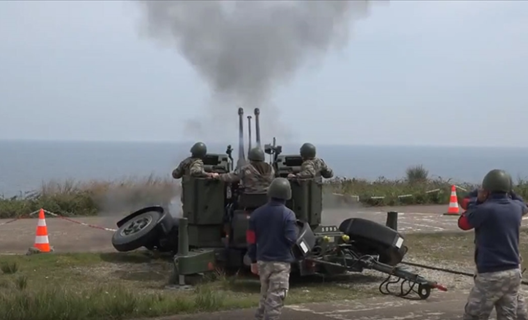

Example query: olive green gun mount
[174,107,324,285]
[112,108,447,300]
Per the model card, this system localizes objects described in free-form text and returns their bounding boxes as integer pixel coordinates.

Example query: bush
[2,166,528,219]
[405,165,429,183]
[0,175,179,219]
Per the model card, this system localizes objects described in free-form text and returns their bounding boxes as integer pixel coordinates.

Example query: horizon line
[1,138,527,149]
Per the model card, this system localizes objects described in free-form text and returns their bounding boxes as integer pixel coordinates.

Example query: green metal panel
[182,178,225,225]
[188,225,224,248]
[287,180,322,227]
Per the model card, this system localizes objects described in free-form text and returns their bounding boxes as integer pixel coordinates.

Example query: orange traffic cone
[443,185,460,216]
[33,209,52,252]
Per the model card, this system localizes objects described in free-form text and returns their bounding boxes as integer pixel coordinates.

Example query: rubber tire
[112,210,162,252]
[338,218,406,266]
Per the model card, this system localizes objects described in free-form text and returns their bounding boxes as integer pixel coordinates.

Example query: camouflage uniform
[517,255,528,320]
[517,286,528,320]
[255,261,291,320]
[462,169,525,320]
[464,268,522,320]
[296,158,333,182]
[172,142,210,202]
[172,157,209,181]
[250,177,295,320]
[217,163,275,193]
[294,143,333,183]
[218,147,275,194]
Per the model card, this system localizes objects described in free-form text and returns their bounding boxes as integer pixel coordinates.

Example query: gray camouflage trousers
[517,291,528,320]
[463,268,522,320]
[255,261,291,320]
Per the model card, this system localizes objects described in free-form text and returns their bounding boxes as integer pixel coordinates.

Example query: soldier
[172,142,214,181]
[246,177,297,320]
[213,147,275,194]
[459,186,528,320]
[288,142,333,182]
[458,169,527,320]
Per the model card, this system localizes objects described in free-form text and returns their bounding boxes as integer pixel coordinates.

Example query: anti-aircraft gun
[110,108,447,301]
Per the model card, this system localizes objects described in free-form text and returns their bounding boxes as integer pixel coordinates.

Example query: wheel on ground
[112,210,162,252]
[338,218,406,266]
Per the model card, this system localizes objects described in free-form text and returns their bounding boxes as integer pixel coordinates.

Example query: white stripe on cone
[449,190,459,208]
[37,219,47,226]
[34,235,49,244]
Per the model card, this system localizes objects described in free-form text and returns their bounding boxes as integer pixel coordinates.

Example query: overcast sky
[1,1,527,147]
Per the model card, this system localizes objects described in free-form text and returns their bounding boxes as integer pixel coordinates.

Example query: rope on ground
[331,186,456,201]
[0,209,41,226]
[33,209,118,232]
[0,209,117,232]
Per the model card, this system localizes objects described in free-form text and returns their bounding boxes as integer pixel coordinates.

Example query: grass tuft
[1,261,19,274]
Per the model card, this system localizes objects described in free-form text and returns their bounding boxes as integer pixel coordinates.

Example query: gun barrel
[247,116,252,153]
[254,108,261,147]
[238,108,245,164]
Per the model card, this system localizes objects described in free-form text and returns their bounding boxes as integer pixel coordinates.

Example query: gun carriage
[111,108,447,300]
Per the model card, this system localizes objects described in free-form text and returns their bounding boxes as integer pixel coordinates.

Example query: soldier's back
[240,163,275,194]
[313,157,333,180]
[172,157,205,180]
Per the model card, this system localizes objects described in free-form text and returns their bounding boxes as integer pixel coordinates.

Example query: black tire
[338,218,407,266]
[112,210,162,252]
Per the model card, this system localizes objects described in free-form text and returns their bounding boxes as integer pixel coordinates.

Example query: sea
[2,140,528,197]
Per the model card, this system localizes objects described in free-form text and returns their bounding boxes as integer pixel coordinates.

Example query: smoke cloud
[136,0,375,141]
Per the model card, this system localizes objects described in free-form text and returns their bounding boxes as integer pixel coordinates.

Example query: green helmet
[482,169,512,193]
[190,142,207,158]
[300,143,316,159]
[267,177,292,200]
[248,147,265,162]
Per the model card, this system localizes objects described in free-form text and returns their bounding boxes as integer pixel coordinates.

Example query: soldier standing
[213,147,275,194]
[246,177,297,320]
[459,185,528,320]
[458,169,527,320]
[288,143,333,182]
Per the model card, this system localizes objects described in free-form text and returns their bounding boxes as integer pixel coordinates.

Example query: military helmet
[482,169,512,193]
[300,143,316,159]
[267,177,292,200]
[190,142,207,158]
[248,147,265,162]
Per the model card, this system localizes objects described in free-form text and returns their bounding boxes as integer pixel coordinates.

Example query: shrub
[405,165,429,183]
[2,167,528,218]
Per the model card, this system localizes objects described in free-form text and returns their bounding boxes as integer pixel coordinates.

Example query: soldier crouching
[246,177,297,320]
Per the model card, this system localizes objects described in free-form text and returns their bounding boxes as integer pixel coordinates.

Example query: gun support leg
[176,217,189,285]
[386,211,398,231]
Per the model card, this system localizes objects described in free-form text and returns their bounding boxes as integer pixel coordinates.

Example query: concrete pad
[4,204,525,253]
[173,291,499,320]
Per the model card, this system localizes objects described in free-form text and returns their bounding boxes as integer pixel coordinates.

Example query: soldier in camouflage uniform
[172,142,214,201]
[246,177,297,320]
[214,147,275,194]
[460,188,528,320]
[288,143,333,182]
[458,169,527,320]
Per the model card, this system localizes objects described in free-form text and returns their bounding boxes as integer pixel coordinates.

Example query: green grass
[0,251,378,320]
[2,230,528,320]
[1,165,528,218]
